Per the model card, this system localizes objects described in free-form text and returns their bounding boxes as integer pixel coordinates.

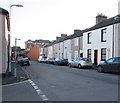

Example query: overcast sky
[0,0,119,48]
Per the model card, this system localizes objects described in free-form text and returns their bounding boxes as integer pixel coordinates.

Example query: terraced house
[42,14,120,64]
[0,8,10,75]
[83,14,120,64]
[42,31,83,61]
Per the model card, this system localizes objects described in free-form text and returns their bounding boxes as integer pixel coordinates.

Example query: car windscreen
[115,57,120,62]
[42,56,47,58]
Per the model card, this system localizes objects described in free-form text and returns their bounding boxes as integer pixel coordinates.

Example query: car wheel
[97,66,103,72]
[78,64,82,69]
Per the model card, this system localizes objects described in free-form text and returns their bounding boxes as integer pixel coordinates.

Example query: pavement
[2,61,30,85]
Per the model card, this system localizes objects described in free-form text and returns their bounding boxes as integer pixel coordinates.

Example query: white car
[38,56,47,63]
[68,57,93,69]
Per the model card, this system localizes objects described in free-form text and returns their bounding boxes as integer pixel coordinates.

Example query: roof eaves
[83,15,120,33]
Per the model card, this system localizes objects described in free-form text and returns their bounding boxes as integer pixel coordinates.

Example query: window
[101,28,107,42]
[114,57,120,62]
[87,49,91,59]
[74,51,78,58]
[101,48,106,61]
[59,44,60,50]
[75,38,79,46]
[88,32,92,44]
[107,58,115,63]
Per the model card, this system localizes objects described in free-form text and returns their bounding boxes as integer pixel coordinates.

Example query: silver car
[68,57,93,69]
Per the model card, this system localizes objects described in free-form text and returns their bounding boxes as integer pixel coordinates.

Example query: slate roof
[43,30,83,47]
[0,8,9,15]
[83,15,120,32]
[41,14,120,48]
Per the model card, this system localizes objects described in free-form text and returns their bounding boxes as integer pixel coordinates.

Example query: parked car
[19,58,30,66]
[17,56,23,63]
[46,58,56,64]
[38,56,47,63]
[97,57,120,74]
[54,58,68,65]
[68,57,93,69]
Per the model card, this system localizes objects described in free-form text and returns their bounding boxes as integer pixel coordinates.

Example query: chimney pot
[96,14,107,24]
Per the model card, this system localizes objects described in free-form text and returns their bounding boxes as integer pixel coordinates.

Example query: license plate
[86,62,90,63]
[24,63,27,64]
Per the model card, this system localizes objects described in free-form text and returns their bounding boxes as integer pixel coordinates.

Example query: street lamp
[10,4,23,20]
[9,4,23,73]
[15,38,21,60]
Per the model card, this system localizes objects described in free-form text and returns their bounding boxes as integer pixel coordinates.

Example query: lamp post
[9,4,23,74]
[10,4,23,20]
[15,38,21,60]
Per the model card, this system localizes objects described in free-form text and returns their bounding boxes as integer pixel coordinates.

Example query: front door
[94,50,98,64]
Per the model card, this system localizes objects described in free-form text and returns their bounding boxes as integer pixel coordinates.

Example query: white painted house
[63,38,72,61]
[0,8,10,74]
[83,14,120,64]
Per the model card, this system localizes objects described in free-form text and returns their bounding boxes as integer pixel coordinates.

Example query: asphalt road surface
[2,61,120,102]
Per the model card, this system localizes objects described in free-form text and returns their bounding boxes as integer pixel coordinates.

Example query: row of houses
[41,14,120,64]
[0,8,10,74]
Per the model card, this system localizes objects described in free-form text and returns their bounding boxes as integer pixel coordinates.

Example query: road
[2,61,119,102]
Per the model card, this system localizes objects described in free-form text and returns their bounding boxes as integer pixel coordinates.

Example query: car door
[74,58,79,67]
[110,58,120,73]
[105,58,115,72]
[70,59,75,66]
[72,58,77,67]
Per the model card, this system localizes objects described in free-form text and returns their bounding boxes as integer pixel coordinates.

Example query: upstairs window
[101,28,107,42]
[75,38,79,46]
[88,32,92,44]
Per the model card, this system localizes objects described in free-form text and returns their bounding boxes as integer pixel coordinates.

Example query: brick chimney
[61,34,67,38]
[74,29,81,34]
[96,14,107,24]
[56,36,61,40]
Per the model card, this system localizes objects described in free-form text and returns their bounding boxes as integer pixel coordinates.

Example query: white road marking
[36,89,43,94]
[31,83,36,86]
[33,85,38,89]
[28,80,33,83]
[40,95,48,101]
[28,79,48,101]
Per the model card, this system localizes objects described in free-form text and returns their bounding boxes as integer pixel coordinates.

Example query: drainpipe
[112,24,114,58]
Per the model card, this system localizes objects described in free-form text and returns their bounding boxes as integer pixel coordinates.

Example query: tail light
[82,58,85,61]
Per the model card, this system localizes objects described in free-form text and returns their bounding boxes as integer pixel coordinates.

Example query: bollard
[14,68,17,78]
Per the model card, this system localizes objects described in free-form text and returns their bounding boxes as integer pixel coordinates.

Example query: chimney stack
[74,29,81,34]
[96,14,107,24]
[61,34,67,38]
[56,36,61,40]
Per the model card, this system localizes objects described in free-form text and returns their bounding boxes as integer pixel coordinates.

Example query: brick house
[25,39,50,60]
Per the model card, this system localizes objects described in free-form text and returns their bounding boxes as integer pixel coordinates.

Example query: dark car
[54,58,68,66]
[46,58,56,64]
[97,57,120,74]
[19,58,30,66]
[17,56,23,63]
